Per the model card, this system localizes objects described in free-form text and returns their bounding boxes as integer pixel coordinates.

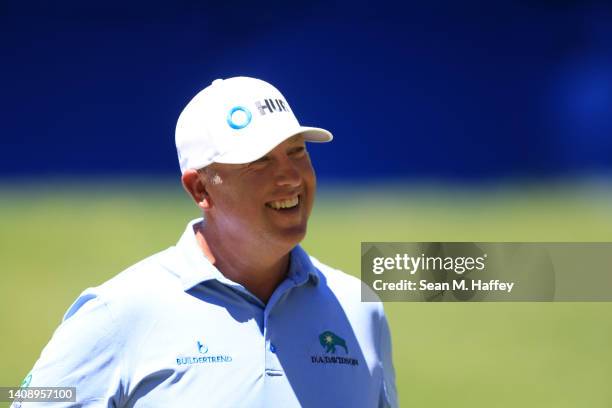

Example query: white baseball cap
[175,76,333,173]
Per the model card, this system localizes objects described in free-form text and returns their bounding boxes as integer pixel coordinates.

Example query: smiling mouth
[266,195,300,210]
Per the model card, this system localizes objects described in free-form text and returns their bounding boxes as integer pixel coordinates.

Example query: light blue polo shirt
[17,219,397,407]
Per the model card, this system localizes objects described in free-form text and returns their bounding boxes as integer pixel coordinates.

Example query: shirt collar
[171,218,320,291]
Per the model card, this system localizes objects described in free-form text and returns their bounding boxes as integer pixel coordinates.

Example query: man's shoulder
[63,246,184,324]
[98,247,181,297]
[308,255,384,309]
[309,256,360,288]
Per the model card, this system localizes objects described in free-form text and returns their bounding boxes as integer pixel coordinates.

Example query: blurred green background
[1,180,612,407]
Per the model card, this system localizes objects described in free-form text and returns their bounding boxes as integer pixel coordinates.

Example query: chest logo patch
[311,330,359,366]
[176,340,233,366]
[197,340,208,354]
[319,331,348,354]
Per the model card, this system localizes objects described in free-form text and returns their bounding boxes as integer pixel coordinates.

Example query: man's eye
[291,147,306,156]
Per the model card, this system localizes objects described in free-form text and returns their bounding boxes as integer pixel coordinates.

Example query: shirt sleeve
[13,290,123,408]
[378,304,398,408]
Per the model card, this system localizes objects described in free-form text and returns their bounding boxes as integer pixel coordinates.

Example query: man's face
[202,135,316,251]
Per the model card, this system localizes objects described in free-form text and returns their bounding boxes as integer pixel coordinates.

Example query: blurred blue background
[2,0,611,181]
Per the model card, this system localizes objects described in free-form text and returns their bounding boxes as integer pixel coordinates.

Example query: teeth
[267,196,299,210]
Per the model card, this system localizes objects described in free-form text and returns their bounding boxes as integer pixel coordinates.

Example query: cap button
[211,79,224,86]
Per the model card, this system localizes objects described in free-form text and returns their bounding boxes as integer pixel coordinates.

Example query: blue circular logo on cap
[227,106,252,130]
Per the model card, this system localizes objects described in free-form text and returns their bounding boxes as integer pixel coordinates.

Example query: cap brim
[213,126,333,165]
[298,126,333,143]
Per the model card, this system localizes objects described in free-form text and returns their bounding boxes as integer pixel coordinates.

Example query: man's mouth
[265,195,300,210]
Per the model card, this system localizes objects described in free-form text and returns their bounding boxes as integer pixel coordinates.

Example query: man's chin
[271,226,308,251]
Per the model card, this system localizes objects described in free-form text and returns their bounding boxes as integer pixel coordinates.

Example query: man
[16,77,397,407]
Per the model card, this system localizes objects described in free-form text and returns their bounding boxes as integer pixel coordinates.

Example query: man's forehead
[256,134,305,156]
[206,134,305,171]
[284,134,306,144]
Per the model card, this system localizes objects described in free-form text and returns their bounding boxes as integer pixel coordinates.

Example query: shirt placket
[263,309,283,377]
[262,278,296,378]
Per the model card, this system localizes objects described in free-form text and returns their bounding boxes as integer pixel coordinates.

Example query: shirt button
[270,343,277,353]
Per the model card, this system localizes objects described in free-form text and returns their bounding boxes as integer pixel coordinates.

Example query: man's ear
[181,169,212,211]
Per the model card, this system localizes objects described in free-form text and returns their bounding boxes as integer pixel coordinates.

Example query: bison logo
[319,331,348,354]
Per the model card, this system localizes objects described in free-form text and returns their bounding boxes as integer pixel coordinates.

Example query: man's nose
[274,156,302,188]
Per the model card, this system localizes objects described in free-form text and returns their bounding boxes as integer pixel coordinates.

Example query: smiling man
[16,77,397,408]
[183,135,316,303]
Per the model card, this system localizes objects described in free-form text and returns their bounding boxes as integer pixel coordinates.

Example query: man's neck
[193,222,291,304]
